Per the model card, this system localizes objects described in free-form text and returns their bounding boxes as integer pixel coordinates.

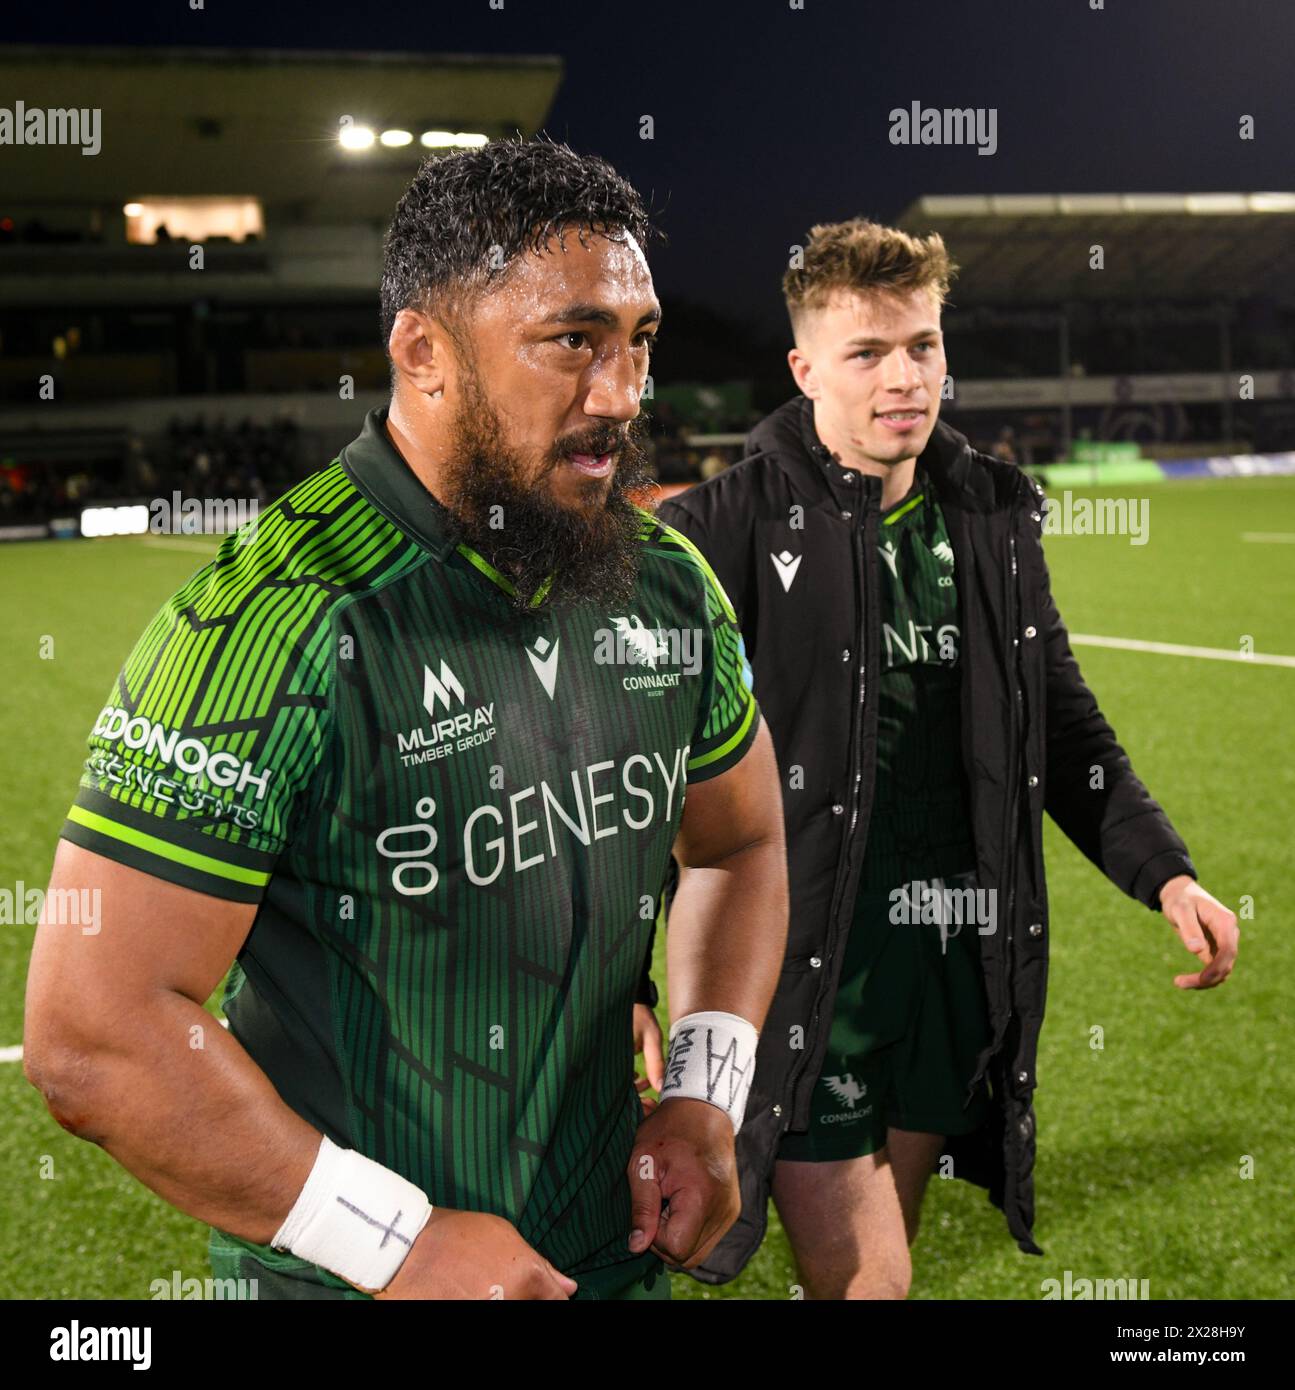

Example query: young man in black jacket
[651,218,1238,1298]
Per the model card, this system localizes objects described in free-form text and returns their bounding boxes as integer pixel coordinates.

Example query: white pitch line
[1071,634,1295,668]
[140,537,222,553]
[1,637,1286,1065]
[1241,532,1295,543]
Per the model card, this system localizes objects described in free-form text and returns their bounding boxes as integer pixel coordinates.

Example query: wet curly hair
[380,136,660,354]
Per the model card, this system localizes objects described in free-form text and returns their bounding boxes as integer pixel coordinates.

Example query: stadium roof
[0,45,563,218]
[896,194,1295,305]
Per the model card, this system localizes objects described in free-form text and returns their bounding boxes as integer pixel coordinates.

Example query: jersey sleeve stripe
[64,804,273,887]
[687,689,757,772]
[69,785,279,870]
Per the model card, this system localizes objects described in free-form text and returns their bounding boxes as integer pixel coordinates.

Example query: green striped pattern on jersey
[59,406,763,1282]
[642,510,757,775]
[62,461,427,901]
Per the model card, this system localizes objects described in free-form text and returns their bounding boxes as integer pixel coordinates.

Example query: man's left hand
[626,1097,740,1270]
[1159,875,1239,989]
[633,1002,665,1115]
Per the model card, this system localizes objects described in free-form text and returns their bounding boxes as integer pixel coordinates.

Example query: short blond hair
[783,218,958,339]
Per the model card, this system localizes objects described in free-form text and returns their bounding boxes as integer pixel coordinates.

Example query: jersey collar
[881,467,927,525]
[340,405,459,561]
[340,405,558,609]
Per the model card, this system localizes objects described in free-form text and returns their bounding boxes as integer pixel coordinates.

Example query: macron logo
[770,549,802,593]
[423,661,466,715]
[526,634,560,700]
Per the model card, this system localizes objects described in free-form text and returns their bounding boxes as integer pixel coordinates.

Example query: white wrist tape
[272,1136,433,1293]
[661,1011,758,1134]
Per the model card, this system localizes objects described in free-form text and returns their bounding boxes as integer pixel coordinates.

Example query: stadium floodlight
[122,202,144,217]
[420,130,489,148]
[339,125,376,151]
[1185,194,1249,215]
[80,505,149,538]
[380,129,413,147]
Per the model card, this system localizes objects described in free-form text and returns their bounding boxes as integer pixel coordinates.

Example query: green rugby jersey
[60,406,760,1281]
[859,471,975,890]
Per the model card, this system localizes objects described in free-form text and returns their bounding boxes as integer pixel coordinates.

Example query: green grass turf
[2,482,1292,1299]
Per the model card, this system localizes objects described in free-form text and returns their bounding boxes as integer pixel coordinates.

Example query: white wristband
[272,1136,433,1293]
[660,1010,758,1134]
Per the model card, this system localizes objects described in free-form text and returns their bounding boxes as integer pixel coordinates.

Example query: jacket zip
[1000,521,1022,1034]
[831,508,878,935]
[796,482,879,1116]
[846,502,876,844]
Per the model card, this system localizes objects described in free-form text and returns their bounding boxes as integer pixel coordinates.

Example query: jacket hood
[746,394,1031,513]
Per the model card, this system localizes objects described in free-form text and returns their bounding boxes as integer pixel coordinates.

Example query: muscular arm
[23,840,320,1245]
[625,722,787,1266]
[666,717,788,1030]
[25,842,580,1297]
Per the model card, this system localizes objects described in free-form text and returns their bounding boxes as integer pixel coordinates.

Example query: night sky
[7,0,1295,339]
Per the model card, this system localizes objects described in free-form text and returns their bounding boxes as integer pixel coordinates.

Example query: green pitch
[3,480,1293,1300]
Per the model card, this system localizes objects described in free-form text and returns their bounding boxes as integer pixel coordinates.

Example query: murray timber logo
[526,633,561,699]
[423,659,465,714]
[932,539,955,566]
[593,614,698,691]
[824,1074,867,1112]
[1,101,102,156]
[398,660,496,766]
[770,549,802,592]
[889,101,998,156]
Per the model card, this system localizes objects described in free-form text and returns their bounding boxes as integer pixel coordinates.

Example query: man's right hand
[374,1209,579,1300]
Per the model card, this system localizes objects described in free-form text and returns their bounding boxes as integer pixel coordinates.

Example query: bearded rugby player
[23,140,787,1301]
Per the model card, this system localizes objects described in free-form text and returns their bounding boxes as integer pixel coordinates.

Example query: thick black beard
[438,375,654,617]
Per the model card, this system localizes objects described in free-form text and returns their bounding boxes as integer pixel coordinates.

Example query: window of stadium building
[123,197,264,246]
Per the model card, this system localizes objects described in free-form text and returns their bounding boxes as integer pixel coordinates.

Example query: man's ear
[388,309,450,399]
[787,345,819,400]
